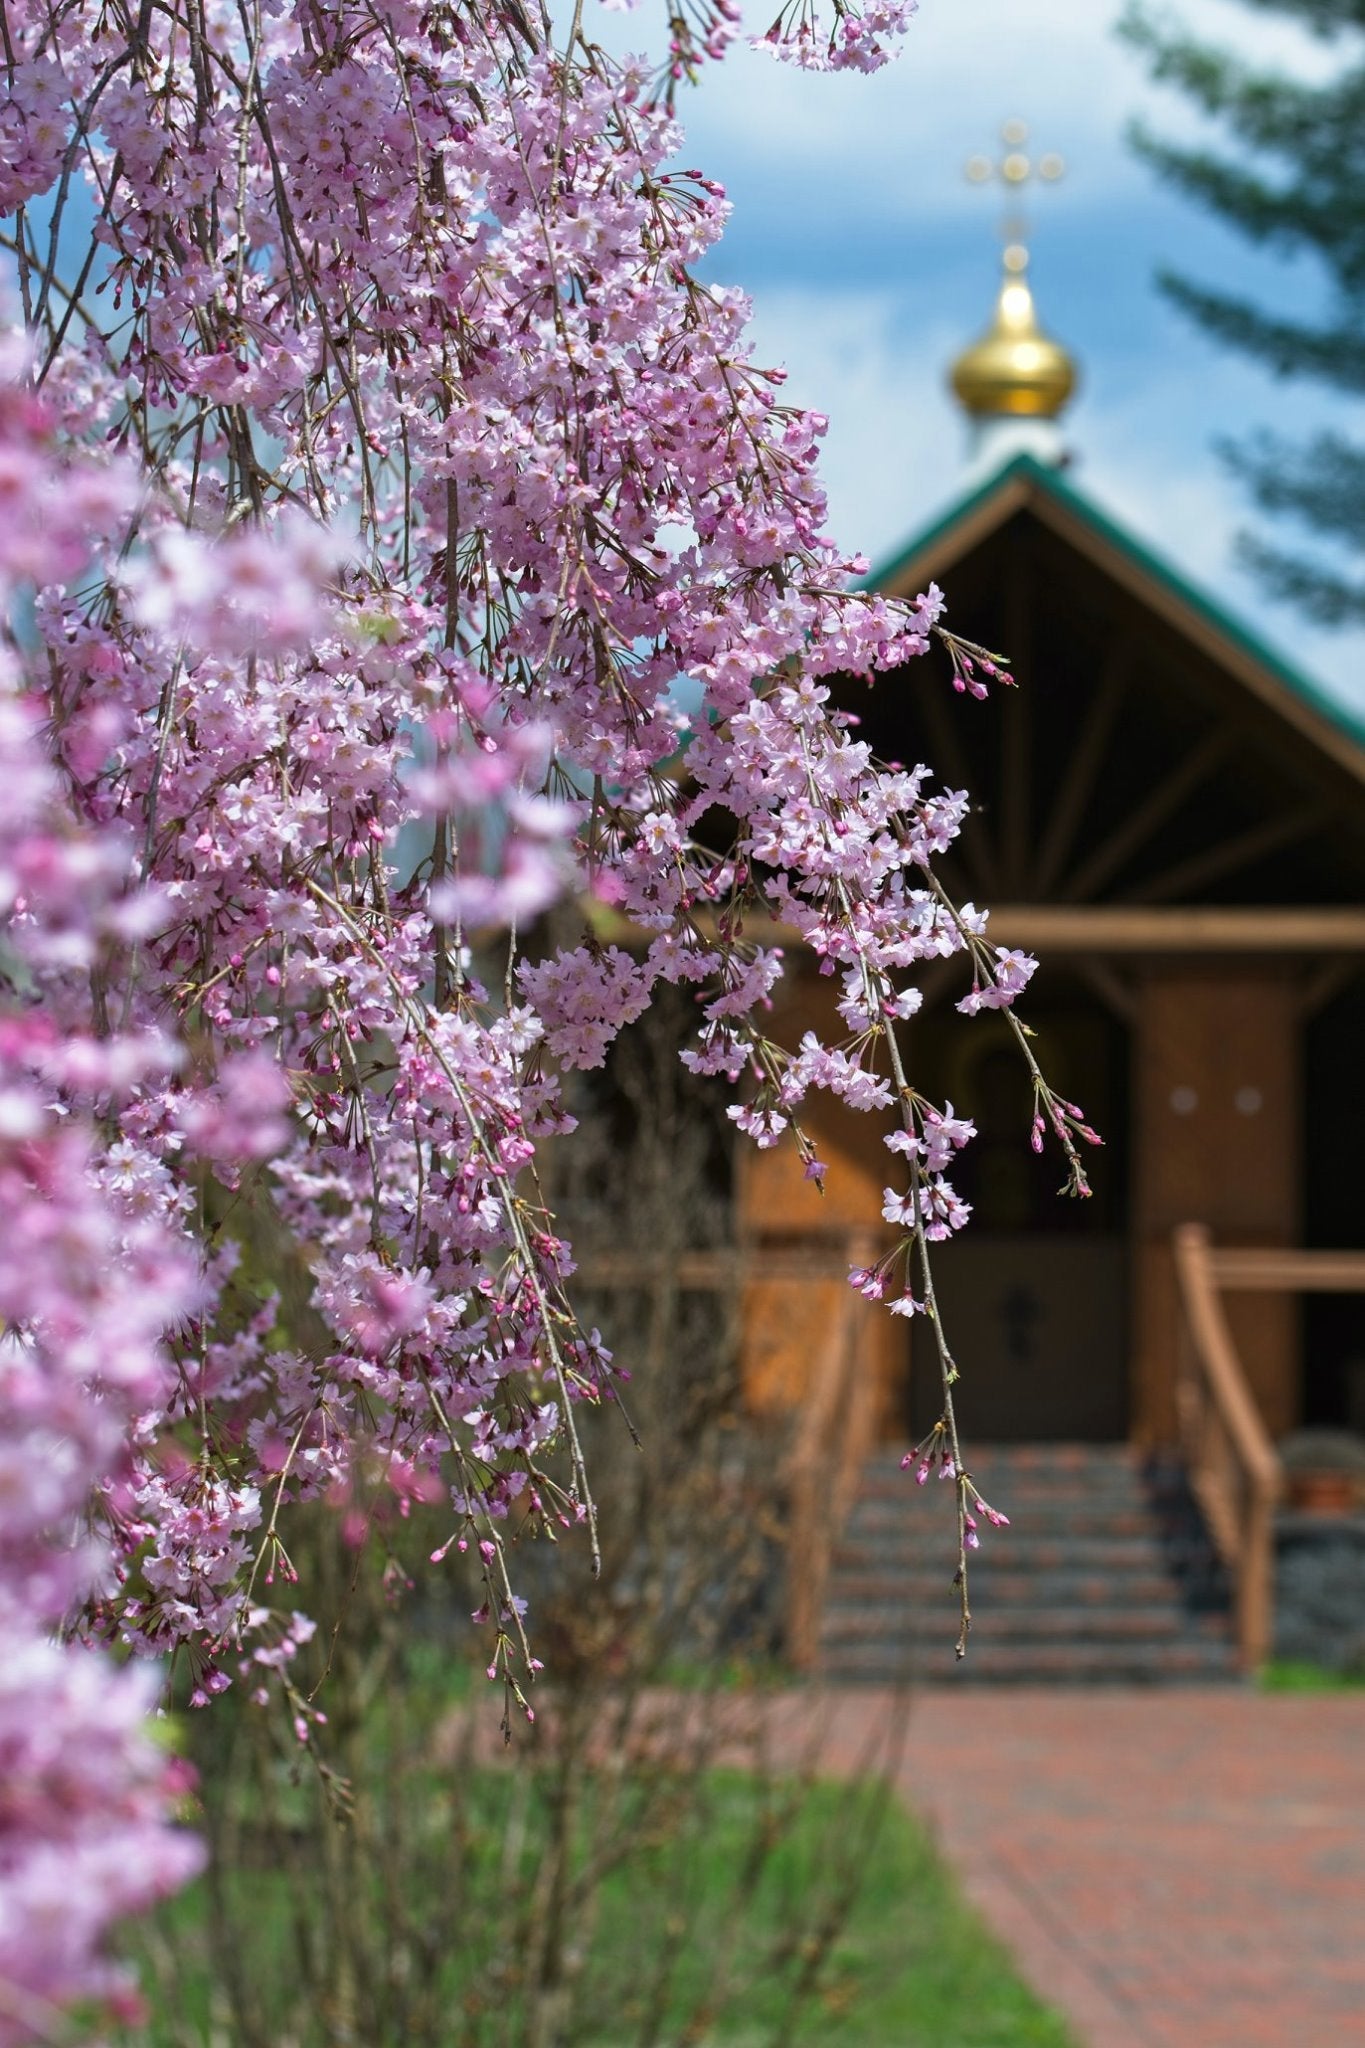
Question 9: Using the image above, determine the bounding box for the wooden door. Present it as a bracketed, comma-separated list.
[1132, 972, 1300, 1443]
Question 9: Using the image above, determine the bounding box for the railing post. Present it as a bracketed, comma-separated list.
[786, 1460, 822, 1673]
[1240, 1490, 1274, 1673]
[783, 1276, 851, 1673]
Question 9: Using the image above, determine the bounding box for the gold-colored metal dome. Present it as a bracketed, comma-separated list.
[950, 250, 1077, 421]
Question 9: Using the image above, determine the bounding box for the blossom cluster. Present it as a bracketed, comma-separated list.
[0, 0, 1088, 2028]
[756, 0, 919, 71]
[0, 347, 203, 2041]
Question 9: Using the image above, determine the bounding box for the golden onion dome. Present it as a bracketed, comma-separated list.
[950, 248, 1077, 421]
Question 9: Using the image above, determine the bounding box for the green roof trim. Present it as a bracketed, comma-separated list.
[868, 452, 1365, 757]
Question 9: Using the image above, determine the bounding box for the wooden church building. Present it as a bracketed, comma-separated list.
[738, 229, 1365, 1679]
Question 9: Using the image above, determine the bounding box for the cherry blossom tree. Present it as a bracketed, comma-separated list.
[0, 0, 1096, 2032]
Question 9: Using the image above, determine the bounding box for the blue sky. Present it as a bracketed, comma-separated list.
[633, 0, 1365, 716]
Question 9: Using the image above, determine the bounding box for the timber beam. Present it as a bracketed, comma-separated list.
[982, 905, 1365, 954]
[588, 902, 1365, 956]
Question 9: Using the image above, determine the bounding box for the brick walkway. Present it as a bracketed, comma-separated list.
[791, 1689, 1365, 2048]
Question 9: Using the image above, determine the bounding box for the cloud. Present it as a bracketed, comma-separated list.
[740, 285, 963, 559]
[659, 0, 1340, 234]
[585, 0, 1365, 721]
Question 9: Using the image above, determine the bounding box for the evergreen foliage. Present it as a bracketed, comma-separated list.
[1123, 0, 1365, 622]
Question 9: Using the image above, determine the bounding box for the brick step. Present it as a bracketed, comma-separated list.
[864, 1443, 1141, 1468]
[850, 1484, 1191, 1516]
[857, 1456, 1169, 1479]
[825, 1568, 1229, 1609]
[822, 1604, 1231, 1646]
[851, 1469, 1188, 1504]
[865, 1437, 1173, 1457]
[861, 1445, 1163, 1473]
[819, 1443, 1233, 1686]
[843, 1515, 1219, 1540]
[835, 1532, 1224, 1575]
[822, 1638, 1242, 1685]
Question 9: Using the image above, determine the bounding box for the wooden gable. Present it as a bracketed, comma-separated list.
[741, 455, 1365, 1450]
[858, 454, 1365, 918]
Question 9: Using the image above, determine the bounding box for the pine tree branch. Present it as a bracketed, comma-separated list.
[1157, 269, 1365, 389]
[1125, 0, 1365, 630]
[1223, 427, 1365, 545]
[1133, 123, 1365, 264]
[1233, 529, 1365, 622]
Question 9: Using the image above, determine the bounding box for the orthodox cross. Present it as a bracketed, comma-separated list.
[965, 120, 1064, 278]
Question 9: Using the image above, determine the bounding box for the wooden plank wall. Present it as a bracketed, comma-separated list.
[737, 967, 901, 1437]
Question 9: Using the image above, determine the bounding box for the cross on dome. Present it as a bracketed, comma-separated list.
[950, 122, 1078, 454]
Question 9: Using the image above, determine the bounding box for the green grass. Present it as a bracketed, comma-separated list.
[682, 1775, 1081, 2048]
[1260, 1659, 1365, 1692]
[115, 1577, 1075, 2048]
[122, 1758, 1076, 2048]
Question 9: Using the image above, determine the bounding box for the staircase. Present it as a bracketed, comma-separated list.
[819, 1444, 1242, 1684]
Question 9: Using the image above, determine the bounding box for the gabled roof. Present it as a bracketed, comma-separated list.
[871, 453, 1365, 786]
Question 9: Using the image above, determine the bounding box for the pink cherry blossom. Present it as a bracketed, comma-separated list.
[0, 0, 1096, 2025]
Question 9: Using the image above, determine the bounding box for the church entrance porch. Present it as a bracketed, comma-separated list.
[735, 932, 1365, 1675]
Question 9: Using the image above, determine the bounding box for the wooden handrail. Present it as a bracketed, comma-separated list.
[1173, 1228, 1281, 1492]
[1171, 1223, 1365, 1672]
[1204, 1249, 1365, 1293]
[1172, 1223, 1281, 1671]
